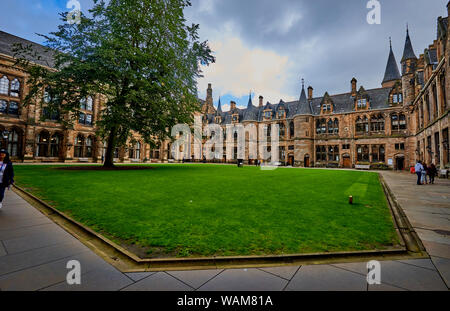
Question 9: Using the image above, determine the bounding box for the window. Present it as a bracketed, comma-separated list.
[289, 121, 295, 138]
[264, 111, 271, 119]
[342, 144, 350, 150]
[50, 134, 62, 157]
[7, 129, 21, 157]
[356, 116, 369, 134]
[43, 106, 60, 121]
[288, 145, 294, 151]
[392, 113, 406, 131]
[323, 104, 331, 113]
[333, 119, 339, 134]
[36, 131, 50, 157]
[316, 119, 326, 134]
[327, 120, 333, 134]
[425, 94, 431, 122]
[267, 124, 271, 137]
[0, 76, 9, 95]
[316, 145, 327, 162]
[328, 145, 339, 162]
[0, 100, 19, 116]
[395, 143, 405, 150]
[357, 145, 370, 162]
[278, 109, 284, 119]
[85, 136, 93, 157]
[370, 114, 385, 132]
[79, 97, 94, 126]
[393, 93, 403, 104]
[372, 145, 385, 162]
[74, 135, 85, 157]
[10, 79, 20, 97]
[357, 99, 367, 109]
[279, 123, 285, 137]
[432, 84, 438, 119]
[232, 114, 238, 122]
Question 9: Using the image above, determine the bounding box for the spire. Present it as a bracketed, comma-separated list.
[216, 97, 222, 114]
[247, 91, 253, 109]
[299, 78, 307, 104]
[382, 37, 401, 85]
[401, 25, 417, 62]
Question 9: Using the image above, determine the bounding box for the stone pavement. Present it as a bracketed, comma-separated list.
[0, 172, 449, 291]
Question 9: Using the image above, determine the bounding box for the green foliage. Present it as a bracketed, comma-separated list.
[15, 165, 399, 257]
[14, 0, 214, 166]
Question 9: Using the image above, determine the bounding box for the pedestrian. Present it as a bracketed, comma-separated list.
[0, 149, 14, 210]
[415, 160, 423, 185]
[422, 163, 428, 184]
[429, 163, 437, 184]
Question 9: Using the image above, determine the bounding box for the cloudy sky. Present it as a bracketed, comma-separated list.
[0, 0, 448, 111]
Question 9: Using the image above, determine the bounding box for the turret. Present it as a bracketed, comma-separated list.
[382, 38, 401, 88]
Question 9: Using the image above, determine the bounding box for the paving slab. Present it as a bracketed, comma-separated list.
[259, 266, 300, 280]
[0, 240, 91, 276]
[125, 272, 156, 282]
[284, 265, 367, 291]
[431, 256, 450, 288]
[330, 262, 368, 275]
[198, 268, 288, 291]
[422, 240, 450, 259]
[122, 272, 193, 291]
[42, 266, 133, 291]
[167, 269, 224, 289]
[376, 261, 447, 291]
[0, 242, 6, 257]
[397, 258, 437, 271]
[368, 283, 407, 291]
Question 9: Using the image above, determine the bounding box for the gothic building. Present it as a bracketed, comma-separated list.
[0, 3, 449, 170]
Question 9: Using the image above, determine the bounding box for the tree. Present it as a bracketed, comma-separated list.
[14, 0, 214, 167]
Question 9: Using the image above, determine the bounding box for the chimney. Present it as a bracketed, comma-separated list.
[307, 86, 313, 100]
[230, 101, 236, 110]
[259, 96, 263, 107]
[206, 83, 213, 106]
[351, 78, 357, 96]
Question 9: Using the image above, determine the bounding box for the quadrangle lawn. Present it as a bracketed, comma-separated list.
[13, 164, 399, 258]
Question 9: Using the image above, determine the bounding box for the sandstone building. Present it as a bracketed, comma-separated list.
[0, 3, 449, 171]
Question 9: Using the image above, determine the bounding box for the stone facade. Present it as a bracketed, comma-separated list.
[0, 3, 449, 170]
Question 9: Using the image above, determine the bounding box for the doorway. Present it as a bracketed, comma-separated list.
[304, 155, 310, 167]
[288, 155, 294, 166]
[343, 156, 351, 168]
[396, 157, 405, 171]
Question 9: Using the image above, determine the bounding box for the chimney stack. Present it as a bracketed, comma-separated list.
[230, 101, 236, 110]
[307, 86, 313, 100]
[259, 96, 263, 107]
[351, 78, 357, 96]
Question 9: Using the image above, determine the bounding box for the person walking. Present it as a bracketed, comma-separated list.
[415, 160, 423, 185]
[422, 163, 428, 184]
[0, 149, 14, 210]
[429, 163, 437, 184]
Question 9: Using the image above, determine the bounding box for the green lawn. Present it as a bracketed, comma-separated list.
[14, 164, 399, 258]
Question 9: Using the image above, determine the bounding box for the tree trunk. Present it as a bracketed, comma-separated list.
[103, 126, 117, 168]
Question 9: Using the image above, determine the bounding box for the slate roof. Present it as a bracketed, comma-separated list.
[0, 30, 56, 68]
[401, 29, 417, 62]
[204, 87, 392, 125]
[382, 42, 401, 84]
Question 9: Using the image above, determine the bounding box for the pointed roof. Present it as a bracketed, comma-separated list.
[215, 97, 222, 115]
[247, 92, 253, 109]
[382, 38, 401, 84]
[401, 26, 417, 62]
[299, 78, 307, 104]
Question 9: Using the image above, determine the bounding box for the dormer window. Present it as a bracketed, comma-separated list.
[215, 116, 221, 124]
[392, 93, 403, 104]
[357, 99, 367, 109]
[323, 104, 331, 113]
[232, 114, 238, 122]
[264, 111, 271, 119]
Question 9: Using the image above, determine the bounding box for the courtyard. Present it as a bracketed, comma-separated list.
[13, 164, 398, 258]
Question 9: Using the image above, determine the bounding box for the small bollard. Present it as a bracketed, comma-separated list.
[349, 196, 353, 204]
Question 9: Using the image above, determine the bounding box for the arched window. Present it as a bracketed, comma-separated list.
[0, 76, 9, 95]
[333, 119, 339, 134]
[370, 114, 385, 132]
[289, 121, 295, 138]
[74, 135, 85, 157]
[357, 145, 370, 162]
[79, 97, 94, 126]
[327, 119, 333, 134]
[432, 83, 438, 119]
[279, 123, 285, 137]
[10, 78, 20, 97]
[0, 100, 19, 115]
[356, 116, 368, 133]
[135, 142, 141, 160]
[391, 113, 406, 131]
[36, 131, 50, 157]
[7, 129, 21, 157]
[85, 136, 93, 157]
[50, 133, 62, 157]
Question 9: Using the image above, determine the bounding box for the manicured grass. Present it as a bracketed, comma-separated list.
[14, 164, 399, 258]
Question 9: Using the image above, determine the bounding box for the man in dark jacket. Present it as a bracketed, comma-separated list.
[0, 149, 14, 210]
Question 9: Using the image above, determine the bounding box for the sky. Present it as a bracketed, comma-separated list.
[0, 0, 448, 111]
